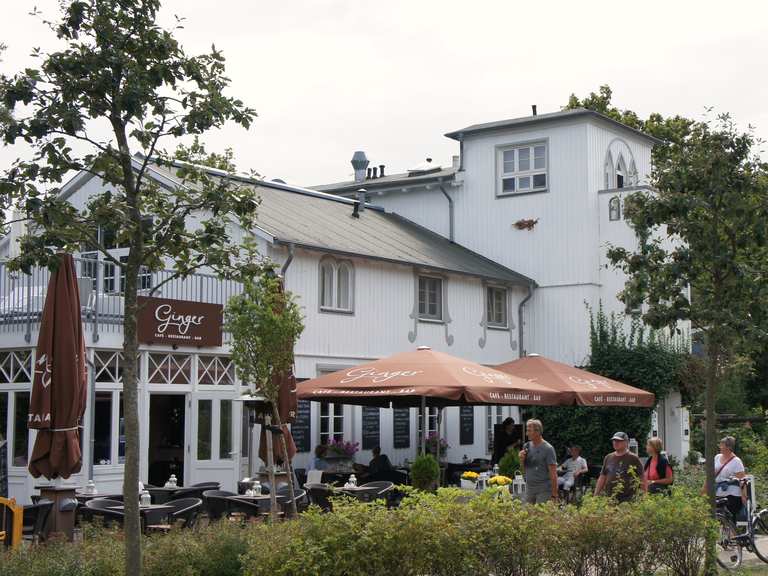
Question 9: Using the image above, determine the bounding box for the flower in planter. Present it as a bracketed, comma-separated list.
[325, 438, 360, 458]
[424, 433, 449, 457]
[488, 475, 512, 486]
[461, 471, 480, 481]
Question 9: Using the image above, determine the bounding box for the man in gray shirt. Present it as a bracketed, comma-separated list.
[519, 418, 558, 504]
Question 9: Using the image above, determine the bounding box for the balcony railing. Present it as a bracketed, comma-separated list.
[0, 257, 243, 344]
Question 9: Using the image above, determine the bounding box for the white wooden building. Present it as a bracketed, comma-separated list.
[0, 108, 690, 503]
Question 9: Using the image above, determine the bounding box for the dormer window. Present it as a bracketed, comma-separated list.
[319, 255, 354, 313]
[498, 142, 547, 196]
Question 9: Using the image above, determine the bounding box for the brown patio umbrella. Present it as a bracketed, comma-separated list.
[297, 347, 561, 408]
[494, 354, 655, 407]
[28, 254, 87, 479]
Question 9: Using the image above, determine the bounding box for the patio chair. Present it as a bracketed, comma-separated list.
[168, 485, 210, 502]
[191, 482, 220, 489]
[145, 497, 203, 532]
[305, 483, 333, 513]
[228, 498, 264, 521]
[275, 488, 308, 516]
[22, 499, 54, 544]
[294, 468, 308, 488]
[305, 469, 323, 486]
[84, 498, 124, 527]
[202, 490, 236, 521]
[358, 481, 394, 502]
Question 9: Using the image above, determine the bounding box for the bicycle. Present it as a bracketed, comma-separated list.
[715, 475, 768, 570]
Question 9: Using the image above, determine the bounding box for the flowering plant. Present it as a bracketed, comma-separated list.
[488, 475, 512, 486]
[461, 471, 479, 481]
[425, 432, 449, 457]
[325, 438, 359, 458]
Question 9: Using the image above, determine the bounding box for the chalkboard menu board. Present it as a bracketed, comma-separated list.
[362, 407, 380, 450]
[459, 406, 474, 445]
[393, 408, 410, 449]
[292, 399, 311, 453]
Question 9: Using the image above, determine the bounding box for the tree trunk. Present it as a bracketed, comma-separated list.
[113, 123, 143, 576]
[272, 404, 298, 517]
[703, 338, 720, 576]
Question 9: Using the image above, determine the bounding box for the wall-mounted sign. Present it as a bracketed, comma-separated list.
[393, 408, 410, 449]
[137, 296, 223, 347]
[292, 399, 311, 453]
[362, 407, 380, 451]
[459, 406, 474, 445]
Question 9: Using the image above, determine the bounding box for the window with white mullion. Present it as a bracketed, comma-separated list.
[418, 275, 443, 321]
[486, 286, 508, 328]
[319, 402, 344, 444]
[499, 143, 548, 195]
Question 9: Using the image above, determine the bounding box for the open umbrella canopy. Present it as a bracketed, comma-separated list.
[297, 347, 561, 407]
[494, 354, 655, 407]
[28, 254, 87, 479]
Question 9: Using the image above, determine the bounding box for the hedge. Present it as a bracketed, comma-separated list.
[0, 489, 715, 576]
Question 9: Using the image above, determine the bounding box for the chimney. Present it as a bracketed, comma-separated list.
[351, 151, 370, 183]
[367, 167, 372, 180]
[372, 166, 378, 178]
[379, 164, 385, 177]
[357, 188, 367, 213]
[531, 104, 537, 116]
[452, 155, 460, 169]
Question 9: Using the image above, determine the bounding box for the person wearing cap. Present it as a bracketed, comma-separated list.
[595, 432, 645, 502]
[557, 445, 588, 493]
[519, 419, 558, 504]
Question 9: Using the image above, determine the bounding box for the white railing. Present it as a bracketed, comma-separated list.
[0, 257, 242, 344]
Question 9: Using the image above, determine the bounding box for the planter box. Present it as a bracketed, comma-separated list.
[460, 479, 477, 491]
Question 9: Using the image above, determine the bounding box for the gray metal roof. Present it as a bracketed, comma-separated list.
[147, 163, 533, 285]
[312, 167, 457, 194]
[445, 108, 663, 144]
[253, 181, 533, 285]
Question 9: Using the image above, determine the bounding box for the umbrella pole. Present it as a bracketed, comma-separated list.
[420, 396, 426, 456]
[264, 413, 278, 521]
[87, 356, 96, 482]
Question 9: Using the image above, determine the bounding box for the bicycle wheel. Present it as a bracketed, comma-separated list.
[751, 508, 768, 564]
[716, 512, 743, 571]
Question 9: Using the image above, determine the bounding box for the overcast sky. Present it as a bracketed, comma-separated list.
[1, 0, 766, 187]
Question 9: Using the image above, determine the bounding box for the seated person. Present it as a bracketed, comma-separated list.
[312, 444, 329, 471]
[557, 445, 588, 491]
[368, 446, 393, 477]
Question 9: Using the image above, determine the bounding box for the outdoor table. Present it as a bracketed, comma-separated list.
[229, 494, 272, 503]
[75, 492, 121, 504]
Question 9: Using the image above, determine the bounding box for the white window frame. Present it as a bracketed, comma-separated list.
[486, 406, 504, 454]
[497, 141, 548, 197]
[486, 285, 508, 329]
[418, 275, 443, 321]
[319, 402, 344, 445]
[318, 256, 354, 314]
[417, 407, 439, 438]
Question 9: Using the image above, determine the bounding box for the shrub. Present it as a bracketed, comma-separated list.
[0, 490, 714, 576]
[410, 453, 439, 491]
[498, 448, 521, 478]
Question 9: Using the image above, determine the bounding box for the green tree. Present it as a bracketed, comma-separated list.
[0, 2, 257, 574]
[531, 306, 688, 466]
[564, 84, 694, 167]
[606, 115, 768, 574]
[225, 270, 304, 517]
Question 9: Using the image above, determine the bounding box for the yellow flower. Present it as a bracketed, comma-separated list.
[489, 475, 511, 486]
[461, 471, 479, 480]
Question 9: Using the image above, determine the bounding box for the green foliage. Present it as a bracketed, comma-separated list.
[564, 84, 694, 168]
[410, 453, 440, 491]
[225, 271, 304, 400]
[1, 492, 715, 576]
[498, 447, 521, 478]
[532, 305, 689, 465]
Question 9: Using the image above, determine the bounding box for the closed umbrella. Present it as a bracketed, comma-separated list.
[28, 254, 87, 479]
[494, 354, 655, 407]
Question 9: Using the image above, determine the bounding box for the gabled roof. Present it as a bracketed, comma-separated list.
[312, 167, 456, 195]
[147, 163, 533, 286]
[445, 108, 663, 145]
